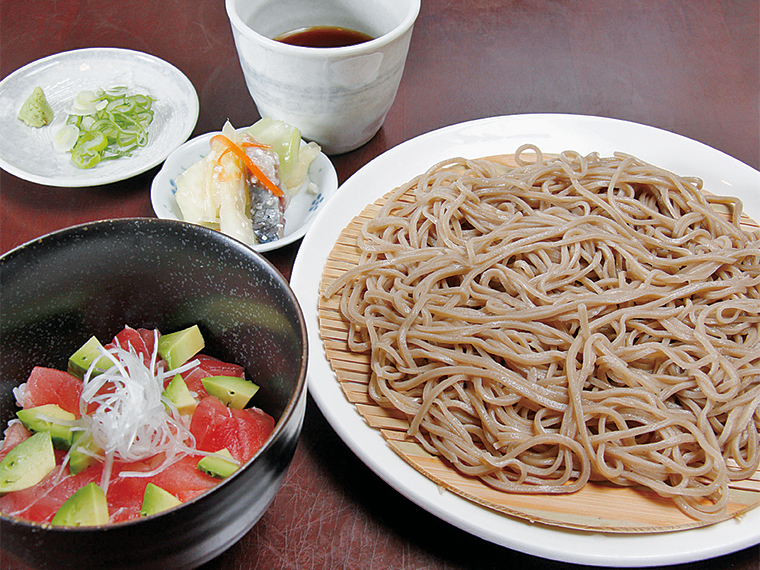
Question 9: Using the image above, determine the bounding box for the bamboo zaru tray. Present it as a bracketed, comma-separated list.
[317, 155, 760, 534]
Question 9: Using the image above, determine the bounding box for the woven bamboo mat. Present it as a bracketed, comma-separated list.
[317, 156, 760, 533]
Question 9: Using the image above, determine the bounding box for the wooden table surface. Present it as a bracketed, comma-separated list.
[1, 0, 759, 568]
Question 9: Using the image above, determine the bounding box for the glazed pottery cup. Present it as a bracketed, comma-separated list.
[225, 0, 420, 155]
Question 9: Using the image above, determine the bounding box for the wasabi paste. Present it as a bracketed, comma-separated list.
[18, 86, 54, 128]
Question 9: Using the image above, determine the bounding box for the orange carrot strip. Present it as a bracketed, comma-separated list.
[211, 134, 284, 198]
[216, 148, 231, 162]
[241, 141, 271, 150]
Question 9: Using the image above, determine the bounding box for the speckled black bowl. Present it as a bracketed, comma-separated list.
[0, 218, 307, 570]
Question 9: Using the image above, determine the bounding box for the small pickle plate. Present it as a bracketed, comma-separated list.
[151, 131, 338, 252]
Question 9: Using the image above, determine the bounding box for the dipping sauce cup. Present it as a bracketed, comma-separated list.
[225, 0, 420, 155]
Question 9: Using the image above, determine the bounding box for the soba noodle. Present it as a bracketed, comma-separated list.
[322, 147, 760, 522]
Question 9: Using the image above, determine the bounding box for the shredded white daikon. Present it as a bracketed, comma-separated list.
[12, 383, 27, 408]
[73, 330, 207, 492]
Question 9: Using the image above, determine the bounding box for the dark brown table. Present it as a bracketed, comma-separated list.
[1, 1, 759, 568]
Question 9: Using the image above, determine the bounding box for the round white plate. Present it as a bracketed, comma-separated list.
[151, 132, 339, 252]
[290, 114, 760, 567]
[0, 47, 198, 187]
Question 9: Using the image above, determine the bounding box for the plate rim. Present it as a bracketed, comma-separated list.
[290, 112, 760, 567]
[150, 130, 339, 253]
[0, 47, 199, 187]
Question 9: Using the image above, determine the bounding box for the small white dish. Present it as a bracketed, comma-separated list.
[151, 131, 339, 252]
[0, 47, 199, 187]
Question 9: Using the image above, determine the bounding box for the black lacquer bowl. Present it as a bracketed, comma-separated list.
[0, 218, 307, 570]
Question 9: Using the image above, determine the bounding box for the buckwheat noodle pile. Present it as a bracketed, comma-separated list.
[322, 146, 760, 522]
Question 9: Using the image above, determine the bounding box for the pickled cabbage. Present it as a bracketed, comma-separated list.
[175, 118, 321, 246]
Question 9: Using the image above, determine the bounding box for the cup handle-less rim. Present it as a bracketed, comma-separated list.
[224, 0, 421, 58]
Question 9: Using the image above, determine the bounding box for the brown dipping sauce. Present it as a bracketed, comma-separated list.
[274, 26, 373, 48]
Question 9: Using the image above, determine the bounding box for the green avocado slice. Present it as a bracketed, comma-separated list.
[68, 335, 114, 379]
[197, 448, 238, 479]
[51, 482, 109, 526]
[158, 325, 205, 369]
[140, 483, 182, 516]
[201, 376, 259, 409]
[68, 432, 101, 475]
[162, 374, 197, 416]
[16, 404, 77, 450]
[0, 431, 56, 493]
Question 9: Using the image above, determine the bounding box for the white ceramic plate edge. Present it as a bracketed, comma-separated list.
[290, 113, 760, 567]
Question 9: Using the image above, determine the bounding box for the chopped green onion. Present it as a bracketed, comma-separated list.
[78, 131, 108, 152]
[61, 88, 155, 169]
[53, 125, 79, 153]
[72, 147, 101, 169]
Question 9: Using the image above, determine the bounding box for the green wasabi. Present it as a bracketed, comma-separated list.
[18, 86, 54, 128]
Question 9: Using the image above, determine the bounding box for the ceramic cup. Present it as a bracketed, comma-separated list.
[225, 0, 420, 155]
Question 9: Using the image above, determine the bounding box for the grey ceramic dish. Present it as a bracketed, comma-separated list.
[0, 218, 307, 570]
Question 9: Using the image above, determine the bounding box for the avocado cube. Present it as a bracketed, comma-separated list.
[162, 374, 197, 416]
[51, 482, 108, 526]
[0, 431, 56, 493]
[140, 483, 182, 516]
[68, 335, 114, 379]
[17, 404, 76, 450]
[201, 375, 259, 409]
[68, 433, 101, 475]
[158, 325, 205, 369]
[197, 448, 238, 479]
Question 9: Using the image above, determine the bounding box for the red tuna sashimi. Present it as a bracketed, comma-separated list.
[105, 326, 156, 365]
[149, 455, 219, 501]
[193, 354, 245, 377]
[0, 464, 103, 523]
[0, 422, 31, 462]
[1, 330, 269, 525]
[0, 453, 219, 524]
[0, 452, 221, 524]
[22, 367, 83, 417]
[107, 455, 219, 522]
[190, 397, 274, 463]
